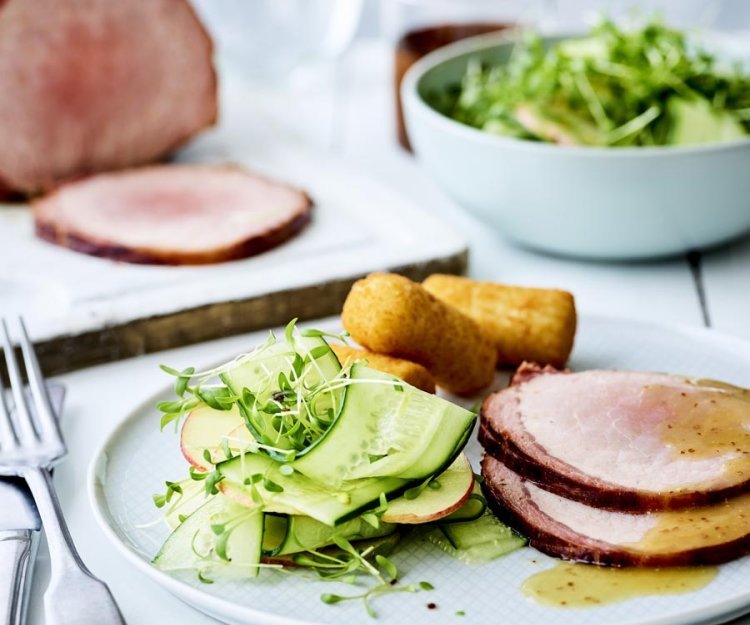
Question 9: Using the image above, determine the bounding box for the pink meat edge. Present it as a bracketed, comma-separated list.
[480, 366, 750, 512]
[32, 198, 313, 265]
[481, 455, 750, 568]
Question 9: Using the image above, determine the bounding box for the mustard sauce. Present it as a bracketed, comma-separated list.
[653, 380, 750, 479]
[522, 563, 717, 608]
[634, 492, 750, 552]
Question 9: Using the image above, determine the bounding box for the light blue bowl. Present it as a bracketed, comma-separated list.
[402, 32, 750, 260]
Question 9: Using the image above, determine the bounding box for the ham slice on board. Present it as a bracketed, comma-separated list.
[480, 364, 750, 511]
[33, 165, 313, 265]
[0, 0, 217, 196]
[482, 456, 750, 567]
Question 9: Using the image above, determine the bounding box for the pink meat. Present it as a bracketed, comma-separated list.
[0, 0, 217, 195]
[480, 365, 750, 511]
[482, 455, 750, 567]
[33, 165, 313, 265]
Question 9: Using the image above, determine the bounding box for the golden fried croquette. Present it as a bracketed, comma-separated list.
[341, 273, 495, 396]
[422, 274, 576, 368]
[330, 344, 436, 394]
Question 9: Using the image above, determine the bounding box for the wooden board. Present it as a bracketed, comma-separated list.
[0, 79, 467, 375]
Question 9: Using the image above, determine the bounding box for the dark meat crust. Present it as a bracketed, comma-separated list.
[33, 187, 313, 266]
[480, 363, 750, 512]
[481, 455, 750, 568]
[0, 176, 24, 202]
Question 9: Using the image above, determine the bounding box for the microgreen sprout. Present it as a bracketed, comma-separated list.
[152, 480, 184, 509]
[319, 581, 427, 618]
[189, 466, 206, 481]
[430, 19, 750, 147]
[403, 477, 436, 500]
[204, 470, 224, 496]
[157, 320, 408, 464]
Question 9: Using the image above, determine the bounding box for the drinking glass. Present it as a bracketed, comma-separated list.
[192, 0, 364, 83]
[381, 0, 550, 150]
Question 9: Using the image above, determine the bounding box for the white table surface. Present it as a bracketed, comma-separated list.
[26, 39, 750, 625]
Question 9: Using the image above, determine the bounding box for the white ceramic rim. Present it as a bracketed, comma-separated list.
[87, 314, 750, 625]
[402, 29, 750, 158]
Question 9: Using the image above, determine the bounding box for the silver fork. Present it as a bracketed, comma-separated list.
[0, 319, 125, 625]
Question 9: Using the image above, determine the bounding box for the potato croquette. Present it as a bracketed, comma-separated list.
[341, 273, 496, 396]
[330, 344, 436, 394]
[422, 274, 576, 368]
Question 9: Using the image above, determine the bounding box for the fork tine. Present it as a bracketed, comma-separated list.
[18, 318, 61, 442]
[0, 318, 38, 443]
[0, 362, 18, 449]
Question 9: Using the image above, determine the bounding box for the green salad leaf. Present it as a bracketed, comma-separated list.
[430, 19, 750, 147]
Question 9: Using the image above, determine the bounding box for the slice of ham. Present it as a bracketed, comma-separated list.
[480, 363, 750, 511]
[0, 0, 217, 195]
[33, 165, 313, 265]
[482, 455, 750, 567]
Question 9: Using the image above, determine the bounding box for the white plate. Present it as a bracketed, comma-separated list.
[89, 316, 750, 625]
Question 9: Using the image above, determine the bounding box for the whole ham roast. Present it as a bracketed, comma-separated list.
[0, 0, 217, 197]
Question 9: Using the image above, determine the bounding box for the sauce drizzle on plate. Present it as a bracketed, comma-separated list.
[522, 563, 717, 608]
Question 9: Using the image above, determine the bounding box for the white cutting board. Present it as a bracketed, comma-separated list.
[0, 73, 466, 372]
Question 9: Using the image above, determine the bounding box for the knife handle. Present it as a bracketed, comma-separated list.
[0, 530, 35, 625]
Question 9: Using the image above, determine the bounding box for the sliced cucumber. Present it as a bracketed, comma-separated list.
[427, 512, 526, 565]
[264, 533, 401, 567]
[164, 480, 211, 530]
[219, 480, 302, 515]
[261, 513, 288, 556]
[221, 335, 341, 398]
[278, 515, 396, 555]
[217, 452, 409, 526]
[291, 364, 476, 486]
[153, 496, 264, 579]
[439, 486, 486, 524]
[220, 334, 345, 454]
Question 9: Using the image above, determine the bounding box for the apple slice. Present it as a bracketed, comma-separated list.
[381, 453, 474, 524]
[180, 404, 249, 470]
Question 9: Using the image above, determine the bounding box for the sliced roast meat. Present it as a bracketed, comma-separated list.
[480, 364, 750, 511]
[0, 0, 217, 195]
[33, 165, 313, 265]
[482, 455, 750, 567]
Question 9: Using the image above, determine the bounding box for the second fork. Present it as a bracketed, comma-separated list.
[0, 319, 126, 625]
